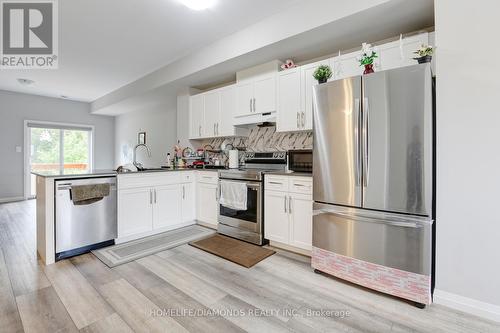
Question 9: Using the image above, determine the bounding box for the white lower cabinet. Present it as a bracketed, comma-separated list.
[264, 176, 313, 252]
[195, 171, 219, 228]
[117, 188, 154, 238]
[181, 182, 196, 222]
[289, 192, 313, 250]
[117, 172, 196, 242]
[264, 191, 289, 243]
[196, 183, 218, 227]
[153, 185, 181, 229]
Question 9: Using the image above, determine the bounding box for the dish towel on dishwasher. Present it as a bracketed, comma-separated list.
[219, 180, 247, 211]
[71, 184, 110, 205]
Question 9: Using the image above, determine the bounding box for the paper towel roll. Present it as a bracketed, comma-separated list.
[228, 150, 239, 169]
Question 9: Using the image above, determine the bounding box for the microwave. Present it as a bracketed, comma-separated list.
[288, 149, 313, 173]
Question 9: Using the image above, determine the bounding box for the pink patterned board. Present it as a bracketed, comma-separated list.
[311, 247, 432, 304]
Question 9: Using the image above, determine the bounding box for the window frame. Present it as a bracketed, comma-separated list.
[24, 120, 95, 199]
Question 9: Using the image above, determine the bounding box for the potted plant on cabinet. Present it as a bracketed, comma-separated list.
[358, 43, 378, 74]
[313, 65, 332, 84]
[413, 44, 434, 63]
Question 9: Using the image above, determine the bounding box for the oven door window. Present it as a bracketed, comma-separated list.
[220, 186, 258, 223]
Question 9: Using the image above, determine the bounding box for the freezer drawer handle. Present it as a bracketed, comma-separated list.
[315, 209, 431, 228]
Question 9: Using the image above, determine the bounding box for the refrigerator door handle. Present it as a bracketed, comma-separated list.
[362, 97, 370, 187]
[354, 98, 361, 186]
[315, 208, 431, 228]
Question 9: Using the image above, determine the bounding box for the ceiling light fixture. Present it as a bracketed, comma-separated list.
[178, 0, 216, 11]
[17, 78, 35, 86]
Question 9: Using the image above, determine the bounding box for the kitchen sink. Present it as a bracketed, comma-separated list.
[137, 167, 165, 172]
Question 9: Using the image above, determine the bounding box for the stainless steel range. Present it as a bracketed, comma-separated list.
[218, 151, 287, 245]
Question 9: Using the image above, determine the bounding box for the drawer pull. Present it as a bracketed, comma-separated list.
[293, 183, 309, 187]
[269, 181, 283, 185]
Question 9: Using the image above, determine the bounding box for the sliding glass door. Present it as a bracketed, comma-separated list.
[28, 123, 92, 197]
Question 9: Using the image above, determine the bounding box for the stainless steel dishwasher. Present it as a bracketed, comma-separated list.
[55, 176, 117, 260]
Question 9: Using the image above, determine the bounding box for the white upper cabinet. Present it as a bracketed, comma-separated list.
[332, 52, 362, 80]
[377, 33, 429, 71]
[236, 73, 277, 117]
[253, 74, 277, 114]
[235, 81, 254, 117]
[235, 60, 281, 120]
[189, 94, 205, 139]
[189, 85, 248, 139]
[204, 90, 220, 137]
[300, 59, 331, 131]
[330, 32, 429, 80]
[277, 67, 302, 132]
[219, 86, 240, 137]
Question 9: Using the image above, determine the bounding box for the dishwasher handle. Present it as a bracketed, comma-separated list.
[57, 184, 117, 191]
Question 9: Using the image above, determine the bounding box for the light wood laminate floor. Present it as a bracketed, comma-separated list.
[1, 200, 499, 333]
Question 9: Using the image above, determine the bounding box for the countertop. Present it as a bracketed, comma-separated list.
[263, 171, 313, 177]
[31, 167, 220, 178]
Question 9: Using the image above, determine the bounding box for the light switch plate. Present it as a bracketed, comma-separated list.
[15, 146, 22, 153]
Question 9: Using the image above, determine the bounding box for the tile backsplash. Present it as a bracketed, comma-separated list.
[205, 125, 313, 152]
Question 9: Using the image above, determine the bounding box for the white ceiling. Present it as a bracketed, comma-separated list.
[0, 0, 302, 102]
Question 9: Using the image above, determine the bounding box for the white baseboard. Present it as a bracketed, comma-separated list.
[0, 196, 25, 203]
[433, 289, 500, 323]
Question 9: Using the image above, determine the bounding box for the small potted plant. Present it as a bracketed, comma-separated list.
[414, 44, 433, 64]
[358, 43, 378, 74]
[313, 65, 332, 84]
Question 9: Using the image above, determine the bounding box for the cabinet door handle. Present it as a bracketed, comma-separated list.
[301, 112, 305, 128]
[214, 123, 216, 135]
[154, 189, 157, 204]
[199, 125, 201, 137]
[250, 99, 252, 112]
[216, 123, 219, 135]
[288, 196, 292, 214]
[284, 196, 287, 213]
[149, 189, 152, 205]
[253, 98, 256, 113]
[182, 185, 185, 199]
[297, 112, 300, 128]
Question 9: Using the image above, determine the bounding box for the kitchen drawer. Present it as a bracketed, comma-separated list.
[288, 177, 313, 195]
[196, 171, 218, 184]
[179, 171, 195, 183]
[265, 175, 289, 192]
[118, 172, 180, 190]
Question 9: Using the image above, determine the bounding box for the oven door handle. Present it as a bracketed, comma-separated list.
[219, 180, 261, 188]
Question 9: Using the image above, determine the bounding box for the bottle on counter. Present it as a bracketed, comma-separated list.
[165, 153, 171, 168]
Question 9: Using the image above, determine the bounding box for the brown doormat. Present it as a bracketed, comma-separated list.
[189, 234, 275, 268]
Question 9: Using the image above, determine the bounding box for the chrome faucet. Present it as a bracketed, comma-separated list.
[133, 143, 152, 170]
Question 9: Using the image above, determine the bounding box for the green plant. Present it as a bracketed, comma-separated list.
[358, 43, 378, 66]
[313, 65, 332, 82]
[414, 44, 434, 57]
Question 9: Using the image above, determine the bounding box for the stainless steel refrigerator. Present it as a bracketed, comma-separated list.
[311, 64, 434, 306]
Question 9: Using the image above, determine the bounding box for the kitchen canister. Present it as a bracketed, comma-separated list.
[228, 150, 239, 169]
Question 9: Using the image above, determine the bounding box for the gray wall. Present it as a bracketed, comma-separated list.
[0, 90, 115, 201]
[435, 0, 500, 319]
[115, 102, 177, 168]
